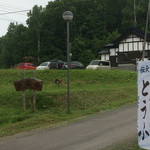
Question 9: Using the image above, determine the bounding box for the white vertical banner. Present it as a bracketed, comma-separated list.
[137, 60, 150, 149]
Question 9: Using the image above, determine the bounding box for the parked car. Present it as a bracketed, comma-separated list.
[62, 61, 85, 69]
[86, 60, 111, 70]
[36, 62, 50, 70]
[49, 60, 65, 69]
[17, 63, 36, 70]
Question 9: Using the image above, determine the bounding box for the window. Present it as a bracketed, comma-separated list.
[116, 57, 118, 63]
[145, 51, 148, 57]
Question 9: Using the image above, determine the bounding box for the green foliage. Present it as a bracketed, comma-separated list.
[0, 23, 28, 68]
[71, 36, 95, 65]
[0, 0, 149, 67]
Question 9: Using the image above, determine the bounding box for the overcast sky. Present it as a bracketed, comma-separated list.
[0, 0, 53, 37]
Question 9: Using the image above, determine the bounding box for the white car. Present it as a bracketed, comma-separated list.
[36, 62, 50, 70]
[86, 60, 111, 70]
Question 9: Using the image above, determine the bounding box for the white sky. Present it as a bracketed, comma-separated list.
[0, 0, 53, 37]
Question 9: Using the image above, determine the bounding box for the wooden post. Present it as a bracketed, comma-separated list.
[33, 70, 36, 78]
[33, 91, 36, 110]
[33, 70, 36, 110]
[22, 70, 26, 110]
[22, 91, 26, 110]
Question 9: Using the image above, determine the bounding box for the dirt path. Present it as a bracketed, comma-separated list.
[0, 104, 137, 150]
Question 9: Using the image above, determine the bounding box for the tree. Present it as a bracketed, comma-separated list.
[27, 5, 44, 63]
[121, 0, 148, 31]
[71, 36, 95, 65]
[0, 0, 149, 68]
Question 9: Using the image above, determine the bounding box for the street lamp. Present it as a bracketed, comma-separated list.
[63, 11, 73, 113]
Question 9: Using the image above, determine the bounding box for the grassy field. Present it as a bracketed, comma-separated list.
[0, 69, 138, 140]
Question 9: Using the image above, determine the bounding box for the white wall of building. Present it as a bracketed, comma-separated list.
[110, 48, 118, 56]
[101, 54, 110, 61]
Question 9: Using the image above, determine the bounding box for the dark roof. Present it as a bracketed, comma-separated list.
[105, 43, 114, 47]
[97, 49, 109, 54]
[105, 27, 150, 48]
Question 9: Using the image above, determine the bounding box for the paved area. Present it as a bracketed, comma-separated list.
[0, 104, 137, 150]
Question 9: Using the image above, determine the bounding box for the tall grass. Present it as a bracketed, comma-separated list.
[0, 69, 137, 137]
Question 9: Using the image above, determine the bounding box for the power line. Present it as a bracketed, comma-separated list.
[0, 2, 29, 10]
[0, 3, 30, 16]
[0, 7, 27, 15]
[0, 5, 27, 11]
[0, 10, 26, 16]
[0, 9, 30, 15]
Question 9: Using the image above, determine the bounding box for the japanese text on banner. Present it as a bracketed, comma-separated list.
[137, 60, 150, 149]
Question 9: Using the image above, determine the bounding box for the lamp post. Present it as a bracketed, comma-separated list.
[63, 11, 73, 113]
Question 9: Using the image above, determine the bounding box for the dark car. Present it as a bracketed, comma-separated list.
[62, 61, 85, 69]
[49, 60, 65, 69]
[17, 63, 36, 70]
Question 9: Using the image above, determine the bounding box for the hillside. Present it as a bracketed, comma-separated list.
[0, 69, 137, 137]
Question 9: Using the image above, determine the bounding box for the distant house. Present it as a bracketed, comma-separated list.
[98, 28, 150, 70]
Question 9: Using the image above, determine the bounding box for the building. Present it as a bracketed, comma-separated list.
[98, 28, 150, 70]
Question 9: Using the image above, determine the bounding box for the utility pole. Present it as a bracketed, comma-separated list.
[142, 0, 150, 60]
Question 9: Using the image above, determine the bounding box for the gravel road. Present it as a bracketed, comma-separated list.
[0, 103, 137, 150]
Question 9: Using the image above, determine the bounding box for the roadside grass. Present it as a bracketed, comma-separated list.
[104, 137, 143, 150]
[0, 69, 137, 137]
[111, 145, 142, 150]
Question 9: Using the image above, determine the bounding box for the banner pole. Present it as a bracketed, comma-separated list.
[142, 0, 150, 61]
